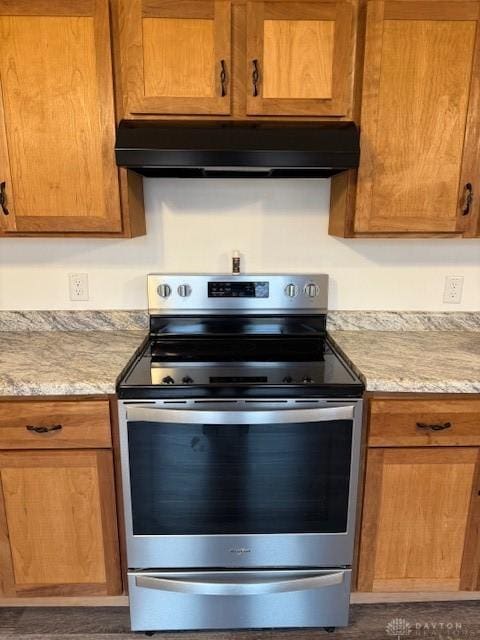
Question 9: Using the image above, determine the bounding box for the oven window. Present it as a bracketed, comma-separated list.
[127, 420, 352, 535]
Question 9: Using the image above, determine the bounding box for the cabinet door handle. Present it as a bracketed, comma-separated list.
[461, 183, 473, 215]
[220, 59, 227, 97]
[252, 59, 259, 97]
[416, 421, 452, 432]
[26, 424, 63, 434]
[0, 182, 9, 216]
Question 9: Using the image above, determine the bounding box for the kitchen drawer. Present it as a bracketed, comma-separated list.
[369, 399, 480, 447]
[0, 400, 111, 449]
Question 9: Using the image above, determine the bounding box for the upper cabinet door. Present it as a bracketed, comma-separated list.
[116, 0, 232, 116]
[0, 0, 123, 234]
[355, 1, 480, 234]
[246, 1, 356, 117]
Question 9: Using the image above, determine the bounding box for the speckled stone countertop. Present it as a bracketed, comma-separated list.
[0, 310, 480, 396]
[0, 330, 147, 396]
[329, 330, 480, 393]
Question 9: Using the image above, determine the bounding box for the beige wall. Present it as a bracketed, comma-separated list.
[0, 179, 479, 310]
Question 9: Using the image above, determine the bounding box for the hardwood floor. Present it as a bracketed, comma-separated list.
[0, 602, 479, 639]
[2, 591, 480, 607]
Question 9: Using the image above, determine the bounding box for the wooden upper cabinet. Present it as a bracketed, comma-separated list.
[246, 1, 356, 116]
[115, 0, 232, 116]
[354, 0, 480, 234]
[0, 0, 145, 237]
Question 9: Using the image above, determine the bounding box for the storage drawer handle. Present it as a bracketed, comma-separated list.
[220, 59, 227, 97]
[252, 59, 259, 96]
[26, 424, 63, 434]
[0, 182, 9, 216]
[416, 421, 452, 432]
[135, 571, 344, 596]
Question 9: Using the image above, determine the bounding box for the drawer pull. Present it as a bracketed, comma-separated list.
[135, 571, 344, 596]
[26, 424, 63, 434]
[416, 421, 452, 432]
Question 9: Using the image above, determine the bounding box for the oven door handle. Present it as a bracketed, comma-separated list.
[135, 571, 344, 596]
[126, 405, 354, 424]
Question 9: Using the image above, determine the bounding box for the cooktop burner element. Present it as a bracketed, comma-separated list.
[118, 274, 363, 400]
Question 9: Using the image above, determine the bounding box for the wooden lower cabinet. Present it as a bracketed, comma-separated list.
[357, 398, 480, 592]
[0, 400, 122, 598]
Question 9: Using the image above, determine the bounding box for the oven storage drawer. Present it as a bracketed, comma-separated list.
[128, 569, 351, 631]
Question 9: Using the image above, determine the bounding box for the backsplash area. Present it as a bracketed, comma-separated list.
[0, 179, 479, 311]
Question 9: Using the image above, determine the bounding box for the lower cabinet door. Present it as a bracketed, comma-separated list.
[128, 569, 351, 631]
[0, 449, 121, 596]
[358, 447, 480, 592]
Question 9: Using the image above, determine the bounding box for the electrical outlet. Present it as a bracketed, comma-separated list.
[443, 276, 464, 304]
[69, 273, 89, 301]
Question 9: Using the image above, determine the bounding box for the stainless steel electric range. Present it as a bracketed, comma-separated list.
[117, 274, 364, 633]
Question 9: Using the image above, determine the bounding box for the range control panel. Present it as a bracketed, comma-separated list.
[148, 274, 328, 314]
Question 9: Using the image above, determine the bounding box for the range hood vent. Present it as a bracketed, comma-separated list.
[115, 122, 360, 178]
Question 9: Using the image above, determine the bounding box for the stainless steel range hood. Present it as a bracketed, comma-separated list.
[115, 121, 360, 178]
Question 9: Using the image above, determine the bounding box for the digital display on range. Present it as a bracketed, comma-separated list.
[208, 281, 269, 298]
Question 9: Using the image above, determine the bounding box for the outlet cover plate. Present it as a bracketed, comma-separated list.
[443, 276, 464, 304]
[69, 273, 89, 301]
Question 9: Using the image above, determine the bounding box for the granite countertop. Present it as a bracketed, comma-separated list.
[0, 311, 479, 396]
[0, 330, 147, 396]
[329, 330, 480, 393]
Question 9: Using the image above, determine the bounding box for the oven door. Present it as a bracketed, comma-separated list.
[119, 400, 362, 569]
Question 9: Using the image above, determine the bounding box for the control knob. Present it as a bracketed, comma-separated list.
[182, 376, 193, 384]
[157, 284, 172, 298]
[178, 284, 192, 298]
[284, 283, 298, 298]
[304, 283, 320, 298]
[283, 375, 293, 383]
[302, 376, 313, 384]
[162, 375, 175, 385]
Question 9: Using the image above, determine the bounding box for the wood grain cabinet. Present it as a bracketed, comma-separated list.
[113, 0, 359, 119]
[357, 398, 480, 592]
[0, 399, 122, 597]
[0, 0, 145, 237]
[330, 0, 480, 237]
[246, 0, 356, 117]
[114, 0, 232, 116]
